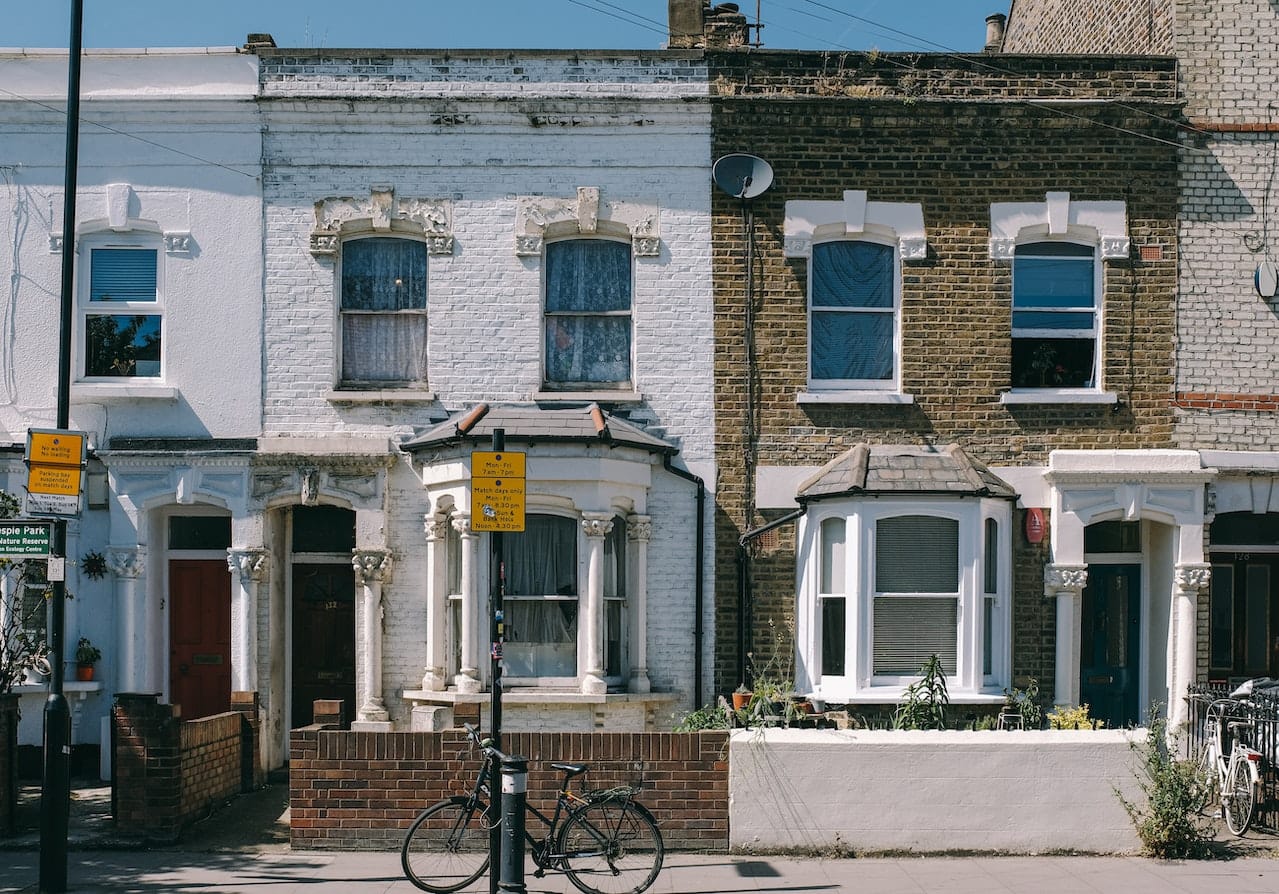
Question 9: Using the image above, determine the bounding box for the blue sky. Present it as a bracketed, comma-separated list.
[9, 1, 1003, 54]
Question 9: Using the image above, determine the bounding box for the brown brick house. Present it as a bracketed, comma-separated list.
[706, 46, 1195, 728]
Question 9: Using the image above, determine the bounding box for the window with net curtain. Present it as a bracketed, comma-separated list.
[873, 515, 959, 676]
[544, 239, 632, 389]
[502, 515, 580, 678]
[340, 236, 428, 385]
[810, 240, 894, 386]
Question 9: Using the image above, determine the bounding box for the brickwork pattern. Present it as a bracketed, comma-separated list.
[179, 712, 245, 823]
[707, 52, 1181, 692]
[1003, 0, 1173, 54]
[289, 728, 729, 850]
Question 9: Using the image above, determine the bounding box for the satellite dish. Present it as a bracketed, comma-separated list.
[1256, 258, 1278, 298]
[713, 153, 774, 200]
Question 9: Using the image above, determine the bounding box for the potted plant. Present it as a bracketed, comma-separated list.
[74, 637, 101, 682]
[731, 684, 752, 710]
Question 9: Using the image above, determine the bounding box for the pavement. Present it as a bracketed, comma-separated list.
[3, 781, 1279, 892]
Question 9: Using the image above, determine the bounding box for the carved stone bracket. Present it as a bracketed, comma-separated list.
[164, 232, 193, 255]
[353, 550, 394, 586]
[311, 187, 454, 256]
[107, 548, 146, 580]
[1044, 563, 1088, 596]
[1174, 564, 1212, 594]
[581, 513, 615, 540]
[515, 188, 660, 257]
[227, 549, 270, 582]
[424, 517, 451, 542]
[626, 514, 652, 543]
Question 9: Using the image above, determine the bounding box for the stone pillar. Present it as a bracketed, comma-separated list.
[453, 515, 481, 694]
[422, 517, 450, 691]
[1171, 564, 1211, 730]
[1045, 564, 1087, 708]
[108, 548, 147, 693]
[627, 515, 652, 694]
[226, 549, 269, 693]
[352, 550, 393, 727]
[580, 513, 613, 695]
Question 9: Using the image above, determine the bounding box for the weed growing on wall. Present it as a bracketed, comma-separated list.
[1116, 712, 1213, 859]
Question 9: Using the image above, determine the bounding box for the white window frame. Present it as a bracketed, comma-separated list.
[336, 232, 430, 389]
[806, 236, 902, 393]
[541, 236, 635, 392]
[796, 496, 1012, 703]
[1010, 238, 1102, 394]
[78, 237, 165, 382]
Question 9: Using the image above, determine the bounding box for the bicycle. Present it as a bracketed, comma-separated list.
[401, 723, 664, 894]
[1198, 687, 1264, 836]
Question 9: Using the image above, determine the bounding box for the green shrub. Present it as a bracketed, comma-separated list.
[1116, 713, 1213, 859]
[1002, 678, 1042, 729]
[892, 654, 949, 730]
[1048, 703, 1104, 730]
[674, 702, 732, 732]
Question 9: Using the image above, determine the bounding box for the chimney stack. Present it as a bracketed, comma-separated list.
[668, 0, 705, 48]
[669, 1, 751, 49]
[984, 14, 1006, 53]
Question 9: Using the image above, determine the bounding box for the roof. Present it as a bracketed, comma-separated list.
[399, 403, 677, 456]
[796, 444, 1016, 503]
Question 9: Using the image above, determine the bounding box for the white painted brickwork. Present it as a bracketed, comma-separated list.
[261, 52, 715, 727]
[1178, 0, 1279, 122]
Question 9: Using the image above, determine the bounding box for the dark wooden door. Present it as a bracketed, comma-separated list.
[169, 559, 232, 719]
[291, 563, 356, 729]
[1080, 564, 1141, 728]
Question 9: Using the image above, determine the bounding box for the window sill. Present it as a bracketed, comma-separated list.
[533, 390, 643, 404]
[402, 688, 678, 706]
[72, 382, 178, 401]
[326, 388, 437, 404]
[1000, 389, 1117, 406]
[817, 690, 1006, 706]
[797, 390, 914, 405]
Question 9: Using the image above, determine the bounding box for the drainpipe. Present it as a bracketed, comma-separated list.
[663, 456, 706, 707]
[737, 507, 806, 687]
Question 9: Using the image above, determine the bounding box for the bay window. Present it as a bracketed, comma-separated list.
[502, 515, 579, 679]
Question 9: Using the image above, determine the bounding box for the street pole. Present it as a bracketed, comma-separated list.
[40, 2, 83, 891]
[488, 428, 505, 894]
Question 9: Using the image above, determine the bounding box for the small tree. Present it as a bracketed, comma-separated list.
[0, 489, 53, 693]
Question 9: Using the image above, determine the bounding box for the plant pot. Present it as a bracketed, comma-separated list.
[731, 691, 752, 711]
[75, 664, 95, 682]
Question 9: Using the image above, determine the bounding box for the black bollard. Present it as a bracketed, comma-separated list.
[498, 755, 528, 893]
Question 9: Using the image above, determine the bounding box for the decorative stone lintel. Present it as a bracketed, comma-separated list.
[164, 232, 193, 255]
[1100, 236, 1131, 259]
[227, 549, 269, 582]
[353, 550, 394, 585]
[1044, 563, 1088, 596]
[516, 189, 659, 256]
[1174, 564, 1212, 594]
[311, 188, 454, 257]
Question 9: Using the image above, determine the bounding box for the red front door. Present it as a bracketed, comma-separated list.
[169, 559, 232, 719]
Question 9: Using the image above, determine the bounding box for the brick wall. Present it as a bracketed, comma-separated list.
[113, 694, 255, 842]
[0, 695, 16, 835]
[289, 728, 729, 851]
[707, 52, 1181, 692]
[1003, 0, 1173, 54]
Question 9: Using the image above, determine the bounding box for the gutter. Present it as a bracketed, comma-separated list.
[663, 455, 706, 708]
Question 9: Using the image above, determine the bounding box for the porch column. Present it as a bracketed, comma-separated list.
[627, 515, 652, 693]
[1045, 564, 1087, 707]
[453, 515, 481, 694]
[108, 548, 147, 693]
[421, 516, 450, 691]
[580, 513, 613, 695]
[226, 549, 268, 693]
[352, 549, 393, 726]
[1171, 564, 1211, 730]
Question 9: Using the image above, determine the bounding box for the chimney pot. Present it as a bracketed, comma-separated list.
[984, 14, 1006, 53]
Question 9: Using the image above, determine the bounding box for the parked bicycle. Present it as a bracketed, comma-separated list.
[1197, 679, 1269, 836]
[401, 723, 664, 894]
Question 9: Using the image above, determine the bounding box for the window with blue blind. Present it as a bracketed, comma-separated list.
[544, 239, 632, 389]
[1011, 241, 1097, 389]
[340, 237, 428, 386]
[83, 247, 161, 378]
[810, 240, 896, 387]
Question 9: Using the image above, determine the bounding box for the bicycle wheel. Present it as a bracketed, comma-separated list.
[1223, 757, 1257, 837]
[557, 798, 664, 894]
[401, 797, 491, 892]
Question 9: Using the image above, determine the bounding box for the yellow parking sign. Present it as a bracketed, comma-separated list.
[471, 451, 526, 532]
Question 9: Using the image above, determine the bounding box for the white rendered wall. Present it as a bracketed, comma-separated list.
[729, 729, 1143, 853]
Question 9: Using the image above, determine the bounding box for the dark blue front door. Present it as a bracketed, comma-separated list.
[1080, 564, 1140, 728]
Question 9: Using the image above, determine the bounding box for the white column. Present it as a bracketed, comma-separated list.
[580, 513, 613, 695]
[1045, 564, 1087, 708]
[1171, 564, 1211, 730]
[627, 515, 651, 694]
[454, 515, 481, 694]
[352, 549, 393, 726]
[422, 516, 450, 691]
[108, 548, 147, 693]
[226, 549, 268, 693]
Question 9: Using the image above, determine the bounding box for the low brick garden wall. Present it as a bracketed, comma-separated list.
[289, 728, 730, 850]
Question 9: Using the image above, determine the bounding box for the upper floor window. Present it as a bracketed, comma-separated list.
[340, 236, 428, 386]
[1010, 241, 1099, 390]
[544, 239, 632, 390]
[810, 240, 896, 388]
[82, 245, 162, 379]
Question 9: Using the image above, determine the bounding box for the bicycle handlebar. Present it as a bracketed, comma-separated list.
[462, 722, 508, 762]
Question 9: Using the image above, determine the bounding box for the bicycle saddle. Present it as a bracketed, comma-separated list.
[551, 762, 589, 777]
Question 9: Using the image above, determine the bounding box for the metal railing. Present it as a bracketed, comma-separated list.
[1185, 684, 1279, 831]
